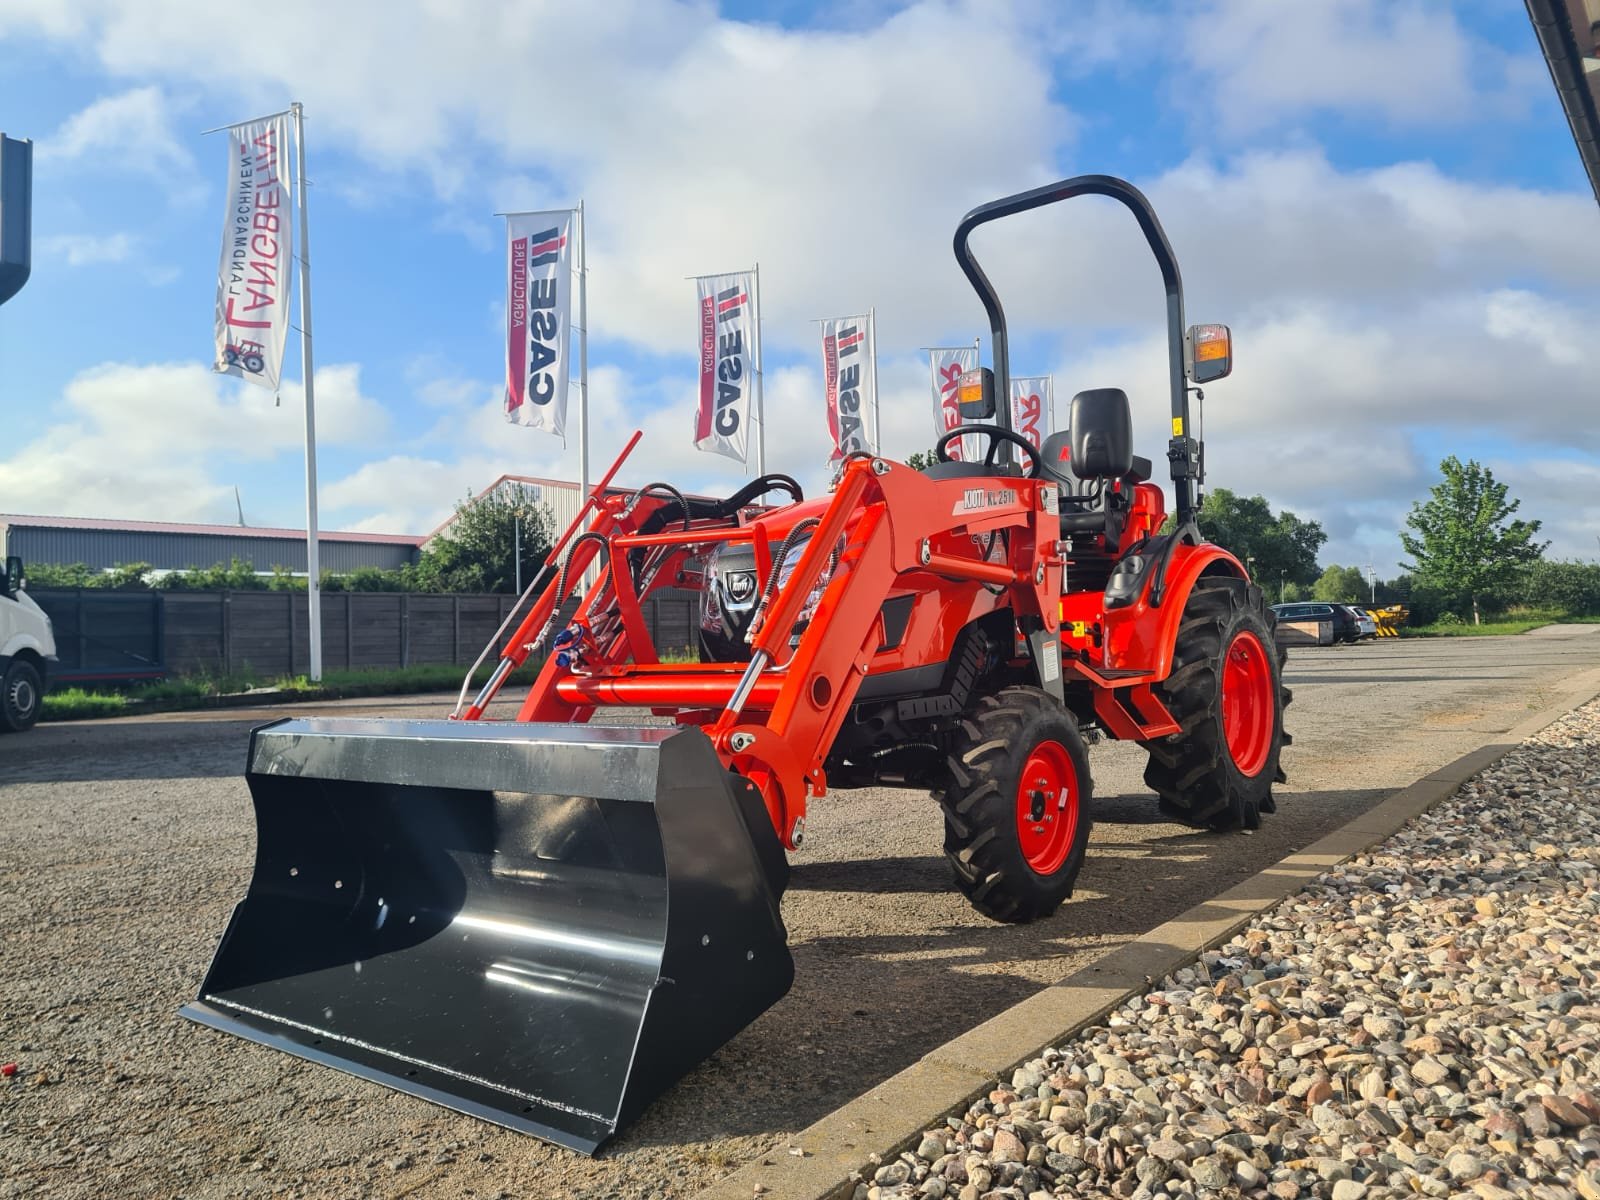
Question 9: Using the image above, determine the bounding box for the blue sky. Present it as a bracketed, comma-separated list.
[0, 0, 1595, 575]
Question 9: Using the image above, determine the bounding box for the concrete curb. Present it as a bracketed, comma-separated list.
[691, 663, 1600, 1200]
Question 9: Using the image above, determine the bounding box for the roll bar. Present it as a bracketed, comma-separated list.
[952, 174, 1201, 525]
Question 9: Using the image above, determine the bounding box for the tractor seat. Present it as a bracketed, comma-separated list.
[1039, 388, 1151, 537]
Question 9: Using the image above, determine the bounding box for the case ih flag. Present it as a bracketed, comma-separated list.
[1010, 376, 1053, 448]
[928, 346, 978, 460]
[694, 270, 757, 462]
[820, 315, 874, 463]
[505, 210, 574, 433]
[213, 112, 292, 391]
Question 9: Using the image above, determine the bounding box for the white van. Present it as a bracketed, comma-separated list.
[1, 556, 57, 731]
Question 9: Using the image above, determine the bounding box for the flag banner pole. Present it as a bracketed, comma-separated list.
[927, 344, 979, 462]
[753, 262, 765, 477]
[291, 101, 322, 682]
[577, 200, 589, 498]
[819, 313, 874, 464]
[869, 307, 880, 455]
[503, 209, 576, 437]
[691, 267, 758, 465]
[200, 108, 295, 135]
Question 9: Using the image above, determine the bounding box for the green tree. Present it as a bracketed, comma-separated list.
[26, 562, 103, 589]
[1312, 564, 1367, 604]
[904, 448, 940, 472]
[153, 557, 268, 591]
[1188, 488, 1327, 588]
[416, 484, 556, 594]
[1400, 456, 1547, 624]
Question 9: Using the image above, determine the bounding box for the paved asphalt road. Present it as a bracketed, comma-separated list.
[3, 626, 1599, 1199]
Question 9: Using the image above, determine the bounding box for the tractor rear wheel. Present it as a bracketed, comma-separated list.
[1143, 577, 1290, 830]
[935, 686, 1093, 923]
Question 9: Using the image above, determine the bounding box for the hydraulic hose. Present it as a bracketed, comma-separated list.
[745, 516, 822, 645]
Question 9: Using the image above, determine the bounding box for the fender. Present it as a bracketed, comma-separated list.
[1100, 542, 1247, 680]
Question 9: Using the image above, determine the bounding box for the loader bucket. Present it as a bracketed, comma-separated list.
[181, 717, 793, 1154]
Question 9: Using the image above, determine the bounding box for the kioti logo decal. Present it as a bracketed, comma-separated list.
[954, 487, 1018, 514]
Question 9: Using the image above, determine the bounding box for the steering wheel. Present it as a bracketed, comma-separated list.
[935, 425, 1042, 479]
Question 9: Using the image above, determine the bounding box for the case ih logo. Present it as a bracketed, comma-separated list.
[509, 228, 567, 410]
[702, 285, 748, 436]
[825, 323, 868, 459]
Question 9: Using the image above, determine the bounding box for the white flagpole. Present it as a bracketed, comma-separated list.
[577, 200, 590, 498]
[291, 101, 322, 683]
[869, 307, 881, 455]
[753, 262, 766, 476]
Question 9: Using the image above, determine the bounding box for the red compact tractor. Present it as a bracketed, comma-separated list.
[184, 175, 1290, 1153]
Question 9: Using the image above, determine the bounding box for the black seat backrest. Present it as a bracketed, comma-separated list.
[1038, 431, 1075, 489]
[1069, 388, 1133, 480]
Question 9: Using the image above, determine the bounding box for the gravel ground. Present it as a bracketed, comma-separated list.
[872, 697, 1600, 1200]
[2, 628, 1598, 1199]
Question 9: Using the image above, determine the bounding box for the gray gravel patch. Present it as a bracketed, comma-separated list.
[2, 628, 1598, 1199]
[879, 697, 1600, 1200]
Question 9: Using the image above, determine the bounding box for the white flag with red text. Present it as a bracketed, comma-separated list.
[821, 315, 874, 463]
[694, 271, 758, 462]
[505, 210, 575, 433]
[1010, 376, 1053, 454]
[213, 112, 292, 391]
[929, 346, 978, 460]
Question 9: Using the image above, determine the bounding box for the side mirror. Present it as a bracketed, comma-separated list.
[1185, 323, 1232, 384]
[956, 367, 996, 420]
[3, 555, 21, 596]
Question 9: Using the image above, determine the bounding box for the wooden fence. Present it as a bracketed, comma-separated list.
[34, 588, 699, 681]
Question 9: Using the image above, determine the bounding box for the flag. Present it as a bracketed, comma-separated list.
[505, 210, 575, 432]
[213, 111, 292, 391]
[820, 315, 875, 463]
[929, 346, 978, 460]
[1010, 376, 1053, 450]
[694, 270, 758, 462]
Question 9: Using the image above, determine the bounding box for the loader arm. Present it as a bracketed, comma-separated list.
[505, 452, 1065, 849]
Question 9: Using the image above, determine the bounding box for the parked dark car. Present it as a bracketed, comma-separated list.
[1271, 601, 1360, 644]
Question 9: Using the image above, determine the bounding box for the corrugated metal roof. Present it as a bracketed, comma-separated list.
[0, 512, 423, 546]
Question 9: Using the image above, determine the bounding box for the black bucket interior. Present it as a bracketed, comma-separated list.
[183, 719, 792, 1154]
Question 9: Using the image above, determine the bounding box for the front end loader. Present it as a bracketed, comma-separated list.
[184, 174, 1289, 1154]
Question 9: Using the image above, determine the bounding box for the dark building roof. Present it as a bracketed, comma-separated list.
[0, 513, 423, 574]
[1527, 0, 1600, 206]
[0, 512, 422, 545]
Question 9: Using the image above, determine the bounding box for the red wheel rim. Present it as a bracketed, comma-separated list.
[1014, 740, 1080, 875]
[1221, 630, 1274, 777]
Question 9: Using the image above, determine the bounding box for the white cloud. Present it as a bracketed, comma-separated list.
[1179, 0, 1542, 134]
[37, 85, 196, 180]
[36, 231, 136, 266]
[0, 362, 388, 522]
[1044, 289, 1600, 573]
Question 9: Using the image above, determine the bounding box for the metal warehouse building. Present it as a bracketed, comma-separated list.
[0, 514, 423, 574]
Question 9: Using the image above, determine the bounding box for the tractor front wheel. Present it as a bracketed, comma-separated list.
[1143, 577, 1290, 830]
[936, 686, 1093, 923]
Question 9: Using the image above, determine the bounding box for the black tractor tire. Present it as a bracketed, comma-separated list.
[0, 658, 43, 733]
[935, 686, 1093, 923]
[1143, 577, 1291, 831]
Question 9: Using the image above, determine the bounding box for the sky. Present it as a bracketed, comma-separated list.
[0, 0, 1596, 576]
